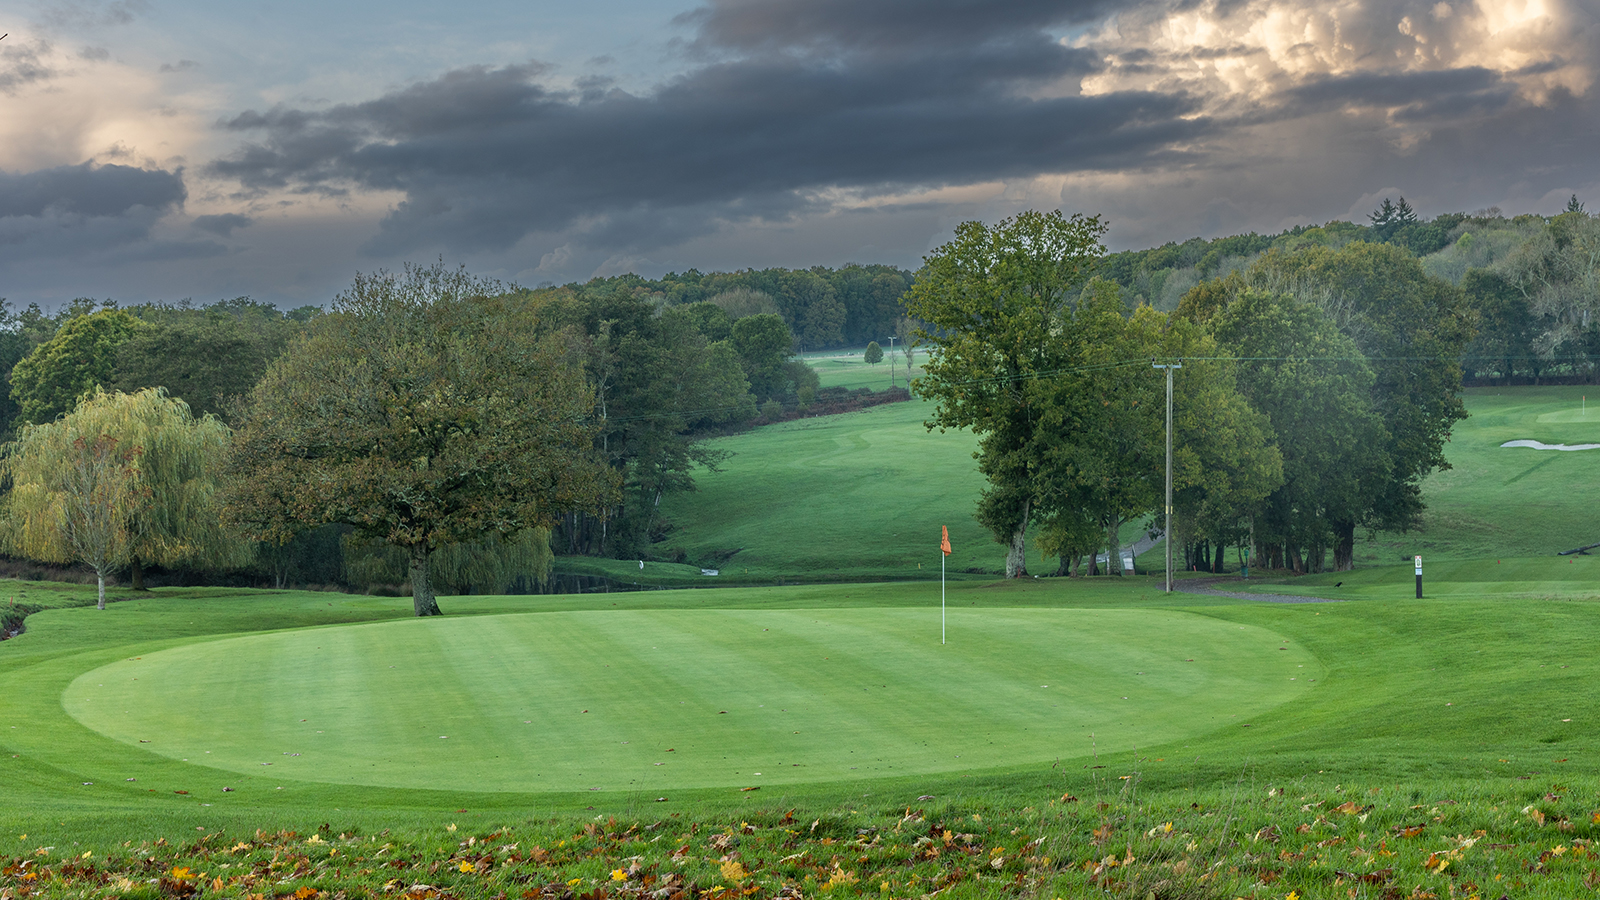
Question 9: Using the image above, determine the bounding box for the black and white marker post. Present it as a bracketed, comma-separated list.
[1414, 555, 1423, 598]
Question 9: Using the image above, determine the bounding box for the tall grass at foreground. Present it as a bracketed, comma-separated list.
[7, 774, 1597, 899]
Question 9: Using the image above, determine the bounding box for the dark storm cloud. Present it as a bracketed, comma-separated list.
[0, 162, 184, 218]
[208, 3, 1206, 258]
[1284, 67, 1513, 114]
[679, 0, 1125, 52]
[192, 212, 252, 236]
[0, 162, 186, 260]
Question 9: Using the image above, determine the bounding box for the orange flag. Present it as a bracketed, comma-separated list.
[940, 525, 951, 556]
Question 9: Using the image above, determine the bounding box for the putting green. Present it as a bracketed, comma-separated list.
[64, 608, 1316, 792]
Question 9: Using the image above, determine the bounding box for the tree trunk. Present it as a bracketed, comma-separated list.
[129, 555, 145, 591]
[1054, 554, 1073, 577]
[409, 546, 443, 617]
[1213, 542, 1225, 574]
[1289, 544, 1304, 575]
[1333, 521, 1356, 572]
[1004, 498, 1029, 578]
[96, 570, 106, 610]
[1105, 512, 1121, 576]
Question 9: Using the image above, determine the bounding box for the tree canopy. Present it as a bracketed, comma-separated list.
[2, 388, 240, 605]
[10, 310, 145, 426]
[905, 209, 1108, 577]
[226, 263, 617, 616]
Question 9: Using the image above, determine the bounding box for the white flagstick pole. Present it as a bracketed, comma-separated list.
[941, 549, 946, 645]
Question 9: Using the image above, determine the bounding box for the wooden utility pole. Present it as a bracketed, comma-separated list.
[1153, 362, 1182, 592]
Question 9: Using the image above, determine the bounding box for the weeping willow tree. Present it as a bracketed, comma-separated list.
[342, 527, 554, 595]
[2, 388, 246, 605]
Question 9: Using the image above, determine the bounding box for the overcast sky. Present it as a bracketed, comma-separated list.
[1, 0, 1596, 308]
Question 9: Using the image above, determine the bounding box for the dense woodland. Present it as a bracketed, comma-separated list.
[1, 201, 1598, 592]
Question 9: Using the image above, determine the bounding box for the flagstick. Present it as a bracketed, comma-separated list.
[941, 550, 946, 645]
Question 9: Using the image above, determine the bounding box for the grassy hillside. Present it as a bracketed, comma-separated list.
[1358, 385, 1600, 562]
[650, 383, 1600, 579]
[653, 395, 1000, 579]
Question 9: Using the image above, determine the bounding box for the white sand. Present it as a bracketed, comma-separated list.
[1500, 440, 1600, 451]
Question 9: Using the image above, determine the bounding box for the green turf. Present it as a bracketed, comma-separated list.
[653, 397, 1000, 577]
[62, 604, 1311, 792]
[803, 351, 922, 391]
[8, 577, 1600, 897]
[1357, 385, 1600, 562]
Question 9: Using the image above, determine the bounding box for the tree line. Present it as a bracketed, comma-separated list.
[0, 266, 857, 606]
[0, 262, 924, 599]
[5, 198, 1594, 596]
[1101, 197, 1600, 387]
[909, 210, 1473, 578]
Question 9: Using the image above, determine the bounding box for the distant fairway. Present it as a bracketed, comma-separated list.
[656, 397, 999, 577]
[653, 384, 1600, 575]
[64, 606, 1312, 792]
[1368, 386, 1600, 561]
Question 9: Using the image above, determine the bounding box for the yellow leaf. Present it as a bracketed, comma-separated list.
[611, 869, 628, 882]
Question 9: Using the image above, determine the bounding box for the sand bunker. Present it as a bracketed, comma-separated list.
[1500, 440, 1600, 451]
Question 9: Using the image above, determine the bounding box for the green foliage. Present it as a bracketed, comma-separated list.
[730, 313, 795, 401]
[526, 285, 757, 559]
[1209, 290, 1387, 573]
[9, 309, 145, 426]
[906, 209, 1107, 577]
[1, 388, 241, 603]
[863, 340, 883, 365]
[1181, 241, 1473, 567]
[705, 286, 780, 319]
[1028, 283, 1280, 574]
[1461, 268, 1535, 382]
[342, 526, 553, 594]
[227, 262, 617, 616]
[675, 301, 733, 341]
[1496, 210, 1600, 366]
[0, 300, 59, 438]
[565, 263, 913, 351]
[113, 299, 308, 422]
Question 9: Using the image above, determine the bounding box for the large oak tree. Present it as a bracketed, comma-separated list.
[905, 210, 1107, 577]
[226, 263, 616, 616]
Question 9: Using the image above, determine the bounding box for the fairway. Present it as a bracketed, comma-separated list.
[64, 607, 1313, 792]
